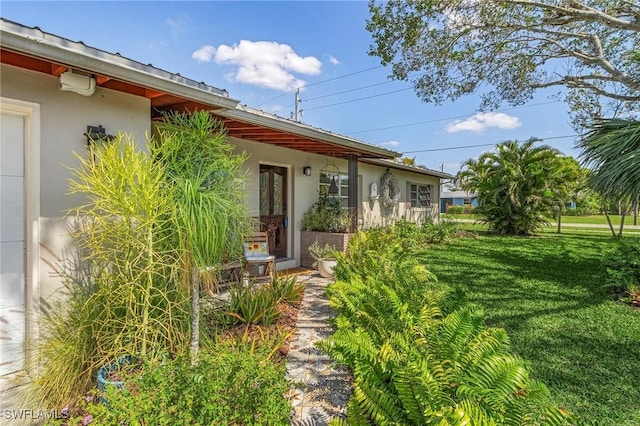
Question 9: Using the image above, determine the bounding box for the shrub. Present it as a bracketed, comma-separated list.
[446, 205, 465, 214]
[604, 239, 640, 304]
[464, 203, 474, 214]
[301, 187, 350, 233]
[214, 283, 281, 328]
[65, 344, 291, 425]
[421, 220, 459, 244]
[389, 219, 460, 251]
[270, 272, 304, 304]
[564, 206, 598, 216]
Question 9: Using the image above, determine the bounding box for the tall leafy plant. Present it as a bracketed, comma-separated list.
[31, 111, 252, 408]
[578, 118, 640, 236]
[31, 134, 190, 408]
[152, 111, 252, 360]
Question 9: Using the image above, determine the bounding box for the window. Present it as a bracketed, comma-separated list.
[409, 184, 432, 208]
[463, 198, 471, 205]
[320, 172, 349, 208]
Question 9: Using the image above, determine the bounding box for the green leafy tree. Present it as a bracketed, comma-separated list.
[367, 0, 640, 129]
[550, 156, 587, 233]
[459, 139, 573, 235]
[577, 118, 640, 235]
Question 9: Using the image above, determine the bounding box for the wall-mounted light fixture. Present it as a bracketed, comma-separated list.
[303, 166, 312, 176]
[84, 125, 115, 148]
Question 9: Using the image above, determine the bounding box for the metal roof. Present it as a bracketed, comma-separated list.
[361, 158, 455, 179]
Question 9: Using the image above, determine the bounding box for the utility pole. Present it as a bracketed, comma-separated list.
[294, 88, 302, 122]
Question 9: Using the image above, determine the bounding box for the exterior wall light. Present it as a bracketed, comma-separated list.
[303, 166, 312, 176]
[84, 125, 115, 147]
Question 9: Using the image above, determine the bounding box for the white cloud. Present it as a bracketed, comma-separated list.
[328, 55, 340, 65]
[192, 45, 216, 62]
[382, 140, 401, 147]
[445, 112, 521, 133]
[198, 40, 321, 91]
[166, 16, 189, 37]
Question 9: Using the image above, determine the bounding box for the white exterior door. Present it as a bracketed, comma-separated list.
[0, 111, 26, 376]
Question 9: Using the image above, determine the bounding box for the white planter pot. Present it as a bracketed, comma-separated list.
[317, 259, 337, 278]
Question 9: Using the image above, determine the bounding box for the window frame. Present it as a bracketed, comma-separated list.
[409, 183, 432, 209]
[319, 171, 350, 208]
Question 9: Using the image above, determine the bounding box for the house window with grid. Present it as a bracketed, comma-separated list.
[409, 183, 432, 208]
[319, 172, 349, 208]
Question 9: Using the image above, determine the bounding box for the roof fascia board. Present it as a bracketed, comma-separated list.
[361, 158, 455, 179]
[219, 106, 400, 159]
[0, 21, 240, 110]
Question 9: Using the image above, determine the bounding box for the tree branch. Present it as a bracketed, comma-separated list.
[533, 78, 640, 101]
[501, 0, 640, 31]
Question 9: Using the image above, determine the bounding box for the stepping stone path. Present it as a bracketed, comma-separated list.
[286, 273, 352, 426]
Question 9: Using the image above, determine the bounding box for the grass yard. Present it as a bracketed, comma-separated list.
[443, 213, 636, 226]
[418, 231, 640, 425]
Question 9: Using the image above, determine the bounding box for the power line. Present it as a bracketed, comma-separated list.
[302, 70, 429, 104]
[349, 101, 562, 134]
[401, 134, 579, 154]
[255, 65, 384, 108]
[304, 87, 414, 112]
[303, 80, 400, 102]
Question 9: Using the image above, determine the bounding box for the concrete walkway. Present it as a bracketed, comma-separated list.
[286, 272, 352, 426]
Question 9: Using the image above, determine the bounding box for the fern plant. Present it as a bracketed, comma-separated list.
[320, 229, 573, 425]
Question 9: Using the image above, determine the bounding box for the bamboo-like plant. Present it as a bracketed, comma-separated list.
[31, 134, 190, 408]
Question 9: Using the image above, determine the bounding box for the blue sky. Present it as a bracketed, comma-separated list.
[2, 1, 579, 174]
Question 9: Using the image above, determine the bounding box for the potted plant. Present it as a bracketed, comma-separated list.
[300, 187, 352, 269]
[301, 187, 350, 234]
[308, 240, 338, 278]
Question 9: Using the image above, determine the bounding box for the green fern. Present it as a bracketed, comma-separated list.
[320, 230, 572, 426]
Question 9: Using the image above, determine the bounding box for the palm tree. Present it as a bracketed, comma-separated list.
[459, 139, 572, 235]
[578, 119, 640, 235]
[578, 119, 640, 201]
[153, 111, 252, 361]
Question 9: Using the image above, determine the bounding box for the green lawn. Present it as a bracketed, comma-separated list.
[443, 213, 636, 226]
[418, 231, 640, 425]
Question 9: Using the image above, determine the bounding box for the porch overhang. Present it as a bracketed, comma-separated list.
[361, 158, 455, 180]
[213, 105, 400, 160]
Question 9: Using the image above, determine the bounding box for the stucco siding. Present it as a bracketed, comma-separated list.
[1, 63, 150, 299]
[227, 135, 442, 268]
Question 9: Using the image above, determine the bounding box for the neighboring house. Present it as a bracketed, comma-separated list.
[0, 18, 453, 396]
[440, 191, 479, 213]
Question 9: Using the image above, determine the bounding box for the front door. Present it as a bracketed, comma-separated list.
[259, 165, 287, 259]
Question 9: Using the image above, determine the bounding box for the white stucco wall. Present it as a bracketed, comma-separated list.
[0, 64, 150, 302]
[359, 164, 441, 227]
[229, 136, 441, 268]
